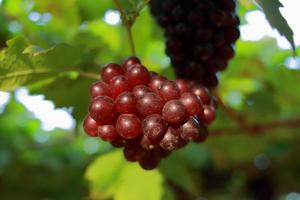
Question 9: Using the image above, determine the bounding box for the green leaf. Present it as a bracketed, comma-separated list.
[85, 150, 164, 200]
[29, 75, 94, 122]
[85, 150, 126, 199]
[0, 37, 84, 91]
[159, 156, 198, 195]
[115, 164, 163, 200]
[255, 0, 296, 52]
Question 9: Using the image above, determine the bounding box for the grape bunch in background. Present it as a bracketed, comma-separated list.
[150, 0, 240, 87]
[83, 57, 217, 169]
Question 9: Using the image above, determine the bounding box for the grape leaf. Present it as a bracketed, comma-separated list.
[29, 75, 93, 122]
[85, 150, 164, 200]
[159, 156, 198, 195]
[255, 0, 296, 52]
[0, 37, 84, 91]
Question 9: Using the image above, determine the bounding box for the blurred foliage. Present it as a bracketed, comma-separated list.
[0, 0, 300, 199]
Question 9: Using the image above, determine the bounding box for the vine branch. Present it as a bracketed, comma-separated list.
[113, 0, 136, 56]
[211, 91, 300, 136]
[211, 117, 300, 136]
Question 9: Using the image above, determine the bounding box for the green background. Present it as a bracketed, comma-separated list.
[0, 0, 299, 199]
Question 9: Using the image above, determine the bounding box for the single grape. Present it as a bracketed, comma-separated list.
[132, 85, 152, 98]
[137, 92, 164, 116]
[110, 136, 127, 148]
[116, 114, 142, 139]
[180, 92, 203, 116]
[123, 56, 141, 72]
[83, 115, 99, 137]
[115, 92, 137, 114]
[125, 64, 151, 87]
[140, 136, 160, 150]
[192, 85, 211, 105]
[158, 80, 181, 102]
[175, 79, 190, 94]
[142, 114, 167, 139]
[180, 117, 202, 141]
[98, 125, 118, 141]
[109, 75, 131, 98]
[101, 63, 124, 83]
[200, 105, 216, 124]
[139, 152, 161, 170]
[159, 127, 180, 151]
[162, 100, 187, 125]
[89, 96, 117, 124]
[123, 144, 145, 162]
[90, 81, 111, 98]
[148, 76, 166, 94]
[193, 118, 209, 142]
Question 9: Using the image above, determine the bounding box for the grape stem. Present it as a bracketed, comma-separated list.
[211, 90, 300, 135]
[113, 0, 136, 56]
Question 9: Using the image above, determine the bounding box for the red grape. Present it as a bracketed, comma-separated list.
[148, 76, 166, 94]
[132, 85, 152, 98]
[89, 96, 117, 124]
[180, 92, 203, 116]
[162, 100, 187, 125]
[200, 105, 216, 124]
[139, 152, 161, 170]
[109, 75, 131, 98]
[101, 63, 124, 83]
[123, 144, 145, 162]
[115, 92, 137, 114]
[90, 81, 111, 98]
[125, 64, 151, 87]
[137, 92, 164, 116]
[180, 117, 201, 141]
[158, 80, 181, 102]
[123, 56, 141, 71]
[142, 114, 167, 139]
[140, 136, 160, 150]
[98, 125, 118, 141]
[110, 136, 127, 148]
[83, 115, 99, 137]
[116, 114, 142, 139]
[175, 79, 190, 94]
[159, 127, 180, 151]
[192, 85, 211, 105]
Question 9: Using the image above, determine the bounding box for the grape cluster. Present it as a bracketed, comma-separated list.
[150, 0, 240, 87]
[83, 57, 217, 170]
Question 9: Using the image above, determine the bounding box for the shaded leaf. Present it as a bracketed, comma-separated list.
[0, 37, 83, 91]
[160, 155, 198, 195]
[255, 0, 295, 52]
[85, 150, 164, 200]
[29, 75, 94, 122]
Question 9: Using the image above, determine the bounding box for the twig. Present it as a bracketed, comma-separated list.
[113, 0, 136, 55]
[212, 90, 300, 135]
[210, 117, 300, 136]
